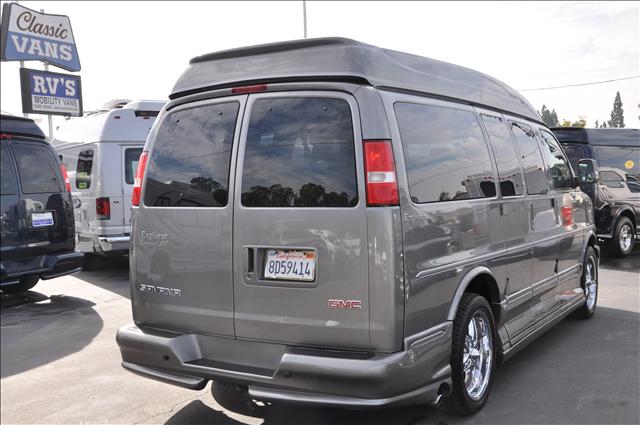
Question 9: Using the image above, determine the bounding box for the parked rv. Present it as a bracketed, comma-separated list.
[552, 127, 639, 257]
[1, 115, 83, 293]
[117, 38, 597, 415]
[52, 100, 166, 256]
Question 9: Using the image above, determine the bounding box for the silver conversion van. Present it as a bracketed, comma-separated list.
[117, 38, 598, 415]
[53, 100, 165, 255]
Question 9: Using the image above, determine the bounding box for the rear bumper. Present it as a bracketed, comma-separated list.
[76, 234, 130, 254]
[0, 251, 84, 285]
[116, 323, 452, 408]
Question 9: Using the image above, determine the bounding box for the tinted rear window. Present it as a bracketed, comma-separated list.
[595, 146, 640, 182]
[144, 102, 239, 207]
[1, 144, 17, 195]
[76, 149, 94, 189]
[11, 143, 64, 194]
[241, 97, 357, 208]
[124, 148, 143, 185]
[395, 103, 496, 203]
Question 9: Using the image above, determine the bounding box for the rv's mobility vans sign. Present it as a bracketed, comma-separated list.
[20, 68, 82, 116]
[1, 3, 81, 72]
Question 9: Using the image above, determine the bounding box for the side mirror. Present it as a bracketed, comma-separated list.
[578, 159, 599, 184]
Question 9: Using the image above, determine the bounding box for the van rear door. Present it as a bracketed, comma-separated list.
[122, 146, 143, 232]
[10, 141, 74, 256]
[133, 97, 246, 336]
[232, 92, 370, 349]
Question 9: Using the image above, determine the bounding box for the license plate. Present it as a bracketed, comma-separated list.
[264, 250, 316, 282]
[32, 212, 54, 227]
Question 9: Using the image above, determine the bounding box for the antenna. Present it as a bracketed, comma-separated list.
[303, 1, 307, 38]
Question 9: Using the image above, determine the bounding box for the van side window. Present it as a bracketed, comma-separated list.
[1, 144, 17, 195]
[11, 143, 64, 194]
[560, 143, 586, 173]
[480, 115, 524, 196]
[76, 150, 94, 190]
[538, 129, 574, 190]
[144, 102, 239, 207]
[510, 122, 548, 195]
[241, 97, 358, 208]
[395, 103, 496, 203]
[124, 148, 143, 185]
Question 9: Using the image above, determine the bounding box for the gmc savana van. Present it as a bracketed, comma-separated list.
[52, 100, 165, 256]
[117, 38, 597, 415]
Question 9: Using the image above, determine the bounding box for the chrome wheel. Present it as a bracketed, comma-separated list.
[619, 224, 632, 252]
[585, 257, 598, 311]
[463, 311, 493, 401]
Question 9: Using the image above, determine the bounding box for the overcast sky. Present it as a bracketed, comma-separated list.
[1, 1, 638, 135]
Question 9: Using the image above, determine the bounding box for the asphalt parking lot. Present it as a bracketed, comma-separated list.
[1, 249, 638, 425]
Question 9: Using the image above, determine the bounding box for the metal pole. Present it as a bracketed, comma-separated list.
[303, 1, 307, 39]
[40, 8, 54, 141]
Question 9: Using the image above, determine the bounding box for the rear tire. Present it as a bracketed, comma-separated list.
[608, 217, 635, 258]
[1, 276, 39, 294]
[446, 293, 496, 415]
[574, 246, 598, 319]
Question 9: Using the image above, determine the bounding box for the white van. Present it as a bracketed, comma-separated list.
[53, 100, 166, 255]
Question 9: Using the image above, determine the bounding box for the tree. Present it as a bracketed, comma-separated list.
[571, 119, 587, 128]
[539, 105, 560, 127]
[601, 121, 607, 128]
[594, 120, 599, 128]
[560, 119, 572, 127]
[607, 91, 625, 128]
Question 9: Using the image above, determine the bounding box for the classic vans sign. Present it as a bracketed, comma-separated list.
[1, 3, 81, 72]
[20, 68, 82, 117]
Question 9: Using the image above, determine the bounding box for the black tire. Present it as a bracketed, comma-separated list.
[574, 246, 598, 319]
[446, 293, 497, 415]
[608, 217, 635, 258]
[1, 276, 39, 294]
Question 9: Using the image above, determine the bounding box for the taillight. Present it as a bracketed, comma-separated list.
[59, 164, 71, 192]
[231, 84, 268, 94]
[132, 151, 148, 206]
[96, 197, 111, 220]
[561, 206, 573, 226]
[363, 140, 399, 206]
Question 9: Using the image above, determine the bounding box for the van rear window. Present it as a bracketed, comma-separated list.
[124, 148, 143, 185]
[11, 143, 64, 194]
[241, 97, 358, 208]
[1, 144, 17, 195]
[144, 102, 239, 207]
[76, 149, 94, 189]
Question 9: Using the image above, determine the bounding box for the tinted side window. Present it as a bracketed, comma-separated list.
[538, 129, 574, 190]
[124, 148, 143, 185]
[561, 143, 586, 172]
[1, 144, 17, 195]
[76, 149, 94, 189]
[510, 122, 548, 195]
[595, 146, 640, 182]
[11, 143, 64, 194]
[241, 97, 357, 208]
[395, 103, 496, 203]
[481, 115, 524, 196]
[144, 102, 239, 207]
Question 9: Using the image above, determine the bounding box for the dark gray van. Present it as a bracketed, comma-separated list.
[117, 38, 598, 415]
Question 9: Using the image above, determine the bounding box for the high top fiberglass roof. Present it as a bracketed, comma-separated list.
[172, 37, 541, 123]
